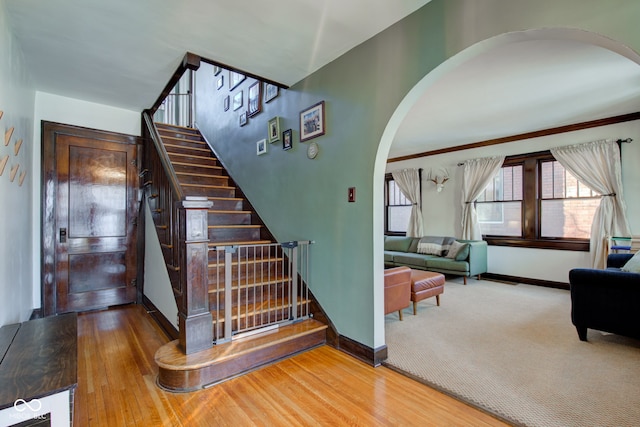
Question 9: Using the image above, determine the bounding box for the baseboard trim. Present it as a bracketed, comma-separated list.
[482, 273, 569, 290]
[142, 295, 179, 340]
[307, 289, 386, 366]
[336, 335, 388, 367]
[29, 308, 43, 320]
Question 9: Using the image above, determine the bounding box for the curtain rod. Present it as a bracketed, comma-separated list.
[457, 138, 633, 166]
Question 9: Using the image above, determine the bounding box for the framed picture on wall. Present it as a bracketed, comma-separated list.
[247, 81, 262, 117]
[299, 101, 325, 142]
[264, 83, 279, 103]
[282, 129, 292, 151]
[216, 76, 224, 90]
[233, 91, 243, 111]
[223, 95, 230, 111]
[230, 71, 245, 90]
[256, 138, 267, 155]
[239, 112, 248, 127]
[268, 117, 281, 143]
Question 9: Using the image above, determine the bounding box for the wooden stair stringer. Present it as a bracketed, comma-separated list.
[155, 318, 328, 392]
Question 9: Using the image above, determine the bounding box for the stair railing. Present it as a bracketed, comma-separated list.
[153, 70, 194, 128]
[142, 111, 213, 355]
[209, 241, 313, 343]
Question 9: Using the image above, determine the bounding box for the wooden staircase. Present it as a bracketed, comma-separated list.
[148, 123, 326, 391]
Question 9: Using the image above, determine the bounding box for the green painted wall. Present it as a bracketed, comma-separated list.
[196, 0, 640, 350]
[196, 2, 447, 350]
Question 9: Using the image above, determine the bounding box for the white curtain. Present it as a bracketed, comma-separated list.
[461, 156, 505, 240]
[551, 139, 631, 269]
[392, 168, 424, 237]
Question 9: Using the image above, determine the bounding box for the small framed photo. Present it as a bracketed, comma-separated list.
[282, 129, 293, 151]
[247, 81, 262, 117]
[213, 66, 222, 76]
[223, 95, 230, 111]
[233, 91, 243, 111]
[256, 138, 267, 155]
[216, 76, 224, 90]
[268, 117, 281, 143]
[239, 112, 247, 127]
[300, 101, 325, 142]
[230, 71, 245, 90]
[264, 83, 279, 103]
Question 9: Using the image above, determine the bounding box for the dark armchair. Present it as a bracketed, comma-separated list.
[569, 253, 640, 341]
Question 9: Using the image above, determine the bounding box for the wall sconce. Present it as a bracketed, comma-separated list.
[428, 168, 449, 192]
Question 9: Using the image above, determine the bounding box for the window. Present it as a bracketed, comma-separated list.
[385, 174, 412, 235]
[476, 165, 523, 237]
[479, 151, 600, 250]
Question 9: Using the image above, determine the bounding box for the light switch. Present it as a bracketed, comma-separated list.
[348, 187, 356, 202]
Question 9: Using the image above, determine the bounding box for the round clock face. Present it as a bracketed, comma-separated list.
[307, 141, 319, 159]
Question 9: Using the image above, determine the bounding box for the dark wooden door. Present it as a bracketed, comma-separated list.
[42, 122, 140, 315]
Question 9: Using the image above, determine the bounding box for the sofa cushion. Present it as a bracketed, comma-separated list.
[393, 253, 434, 268]
[384, 236, 414, 252]
[384, 252, 396, 263]
[426, 257, 469, 273]
[621, 251, 640, 273]
[445, 241, 470, 261]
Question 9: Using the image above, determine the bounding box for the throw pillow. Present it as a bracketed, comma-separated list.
[446, 241, 469, 260]
[621, 251, 640, 273]
[455, 243, 470, 261]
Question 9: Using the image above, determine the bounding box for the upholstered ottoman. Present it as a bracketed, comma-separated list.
[410, 270, 445, 315]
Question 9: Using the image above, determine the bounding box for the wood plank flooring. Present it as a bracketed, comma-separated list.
[75, 304, 508, 426]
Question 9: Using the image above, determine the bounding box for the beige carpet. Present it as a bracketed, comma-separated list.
[384, 278, 640, 427]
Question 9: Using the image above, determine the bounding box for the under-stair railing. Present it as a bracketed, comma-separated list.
[209, 241, 313, 344]
[142, 111, 214, 355]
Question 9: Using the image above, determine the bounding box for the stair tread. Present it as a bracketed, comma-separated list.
[168, 152, 216, 161]
[182, 183, 234, 189]
[209, 240, 273, 247]
[174, 162, 222, 169]
[208, 257, 284, 268]
[164, 143, 211, 153]
[155, 318, 326, 369]
[209, 224, 262, 229]
[177, 171, 227, 178]
[155, 122, 198, 131]
[160, 135, 206, 144]
[208, 275, 291, 293]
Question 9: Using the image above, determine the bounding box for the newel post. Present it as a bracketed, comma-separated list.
[178, 196, 213, 354]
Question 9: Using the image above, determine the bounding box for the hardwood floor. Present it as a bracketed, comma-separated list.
[75, 304, 508, 426]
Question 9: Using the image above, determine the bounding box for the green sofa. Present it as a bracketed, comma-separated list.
[384, 235, 487, 284]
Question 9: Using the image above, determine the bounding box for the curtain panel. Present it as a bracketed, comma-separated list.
[391, 168, 424, 237]
[551, 139, 631, 269]
[461, 156, 505, 240]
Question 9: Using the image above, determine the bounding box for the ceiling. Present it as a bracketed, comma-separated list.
[5, 1, 640, 159]
[4, 0, 430, 110]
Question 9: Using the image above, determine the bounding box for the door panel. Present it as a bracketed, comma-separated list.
[41, 122, 140, 315]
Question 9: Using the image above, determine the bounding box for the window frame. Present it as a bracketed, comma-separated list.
[384, 172, 421, 236]
[482, 150, 595, 251]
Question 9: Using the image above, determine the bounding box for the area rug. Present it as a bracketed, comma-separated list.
[384, 279, 640, 427]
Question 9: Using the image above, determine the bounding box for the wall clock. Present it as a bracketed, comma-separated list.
[307, 141, 319, 159]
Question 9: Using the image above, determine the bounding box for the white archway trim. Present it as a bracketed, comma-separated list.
[372, 27, 640, 349]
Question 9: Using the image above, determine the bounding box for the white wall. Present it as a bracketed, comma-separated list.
[31, 92, 141, 308]
[143, 201, 178, 329]
[387, 120, 640, 283]
[0, 3, 36, 326]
